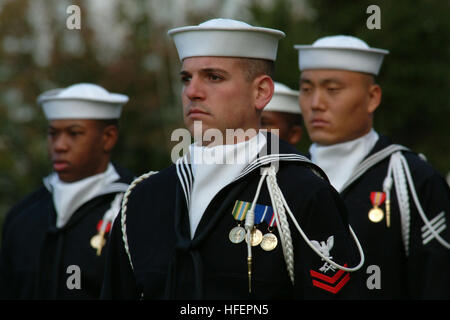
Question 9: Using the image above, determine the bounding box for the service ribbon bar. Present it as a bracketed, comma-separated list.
[232, 200, 274, 225]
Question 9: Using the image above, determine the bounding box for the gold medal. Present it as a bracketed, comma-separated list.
[368, 192, 386, 224]
[245, 228, 263, 246]
[368, 207, 384, 223]
[260, 232, 278, 251]
[229, 226, 246, 244]
[90, 231, 106, 256]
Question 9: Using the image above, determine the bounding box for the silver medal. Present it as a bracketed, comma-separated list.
[229, 226, 246, 244]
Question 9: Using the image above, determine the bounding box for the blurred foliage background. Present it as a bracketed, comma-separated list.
[0, 0, 449, 237]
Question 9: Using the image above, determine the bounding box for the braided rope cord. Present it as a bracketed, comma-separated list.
[399, 156, 450, 249]
[390, 152, 411, 255]
[120, 171, 158, 270]
[266, 169, 295, 284]
[394, 153, 450, 250]
[384, 151, 450, 255]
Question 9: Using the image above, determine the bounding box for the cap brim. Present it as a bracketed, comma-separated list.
[168, 26, 285, 39]
[38, 93, 129, 105]
[294, 45, 389, 55]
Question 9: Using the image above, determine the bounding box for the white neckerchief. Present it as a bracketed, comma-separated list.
[188, 132, 267, 238]
[309, 129, 379, 192]
[44, 163, 123, 228]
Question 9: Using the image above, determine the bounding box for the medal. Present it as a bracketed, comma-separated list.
[229, 200, 268, 245]
[230, 200, 274, 294]
[229, 226, 246, 244]
[368, 207, 384, 223]
[261, 232, 278, 251]
[90, 219, 112, 256]
[90, 193, 122, 256]
[90, 230, 106, 256]
[245, 227, 263, 246]
[229, 201, 251, 244]
[368, 192, 386, 223]
[260, 213, 278, 251]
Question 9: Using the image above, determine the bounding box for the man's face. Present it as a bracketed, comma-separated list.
[47, 119, 108, 182]
[180, 56, 257, 142]
[261, 111, 293, 142]
[299, 69, 377, 145]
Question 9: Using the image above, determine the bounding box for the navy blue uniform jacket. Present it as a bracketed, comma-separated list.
[0, 164, 134, 299]
[101, 135, 363, 299]
[340, 135, 450, 299]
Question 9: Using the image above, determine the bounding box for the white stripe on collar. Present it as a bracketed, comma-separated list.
[175, 155, 193, 207]
[175, 135, 323, 209]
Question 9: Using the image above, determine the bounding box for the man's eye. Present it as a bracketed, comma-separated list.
[208, 74, 222, 81]
[300, 87, 311, 93]
[180, 75, 191, 83]
[327, 87, 341, 93]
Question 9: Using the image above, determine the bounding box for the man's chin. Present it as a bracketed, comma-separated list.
[309, 132, 336, 146]
[56, 171, 83, 183]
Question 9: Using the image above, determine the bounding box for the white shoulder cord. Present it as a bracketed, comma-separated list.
[383, 152, 411, 255]
[99, 193, 124, 233]
[121, 171, 159, 271]
[244, 165, 365, 287]
[383, 152, 450, 254]
[267, 166, 365, 274]
[244, 169, 268, 291]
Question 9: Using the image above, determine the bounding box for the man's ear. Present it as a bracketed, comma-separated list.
[102, 125, 119, 153]
[254, 75, 274, 111]
[288, 125, 302, 146]
[367, 84, 382, 114]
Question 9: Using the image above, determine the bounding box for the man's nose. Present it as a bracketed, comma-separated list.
[184, 76, 205, 101]
[51, 135, 69, 153]
[311, 90, 326, 111]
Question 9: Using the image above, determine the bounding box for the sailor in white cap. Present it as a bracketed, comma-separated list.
[261, 82, 303, 146]
[295, 35, 450, 299]
[102, 19, 364, 300]
[0, 83, 134, 299]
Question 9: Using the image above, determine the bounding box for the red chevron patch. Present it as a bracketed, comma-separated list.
[310, 264, 350, 294]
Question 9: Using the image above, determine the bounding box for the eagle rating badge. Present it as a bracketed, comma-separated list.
[310, 235, 350, 294]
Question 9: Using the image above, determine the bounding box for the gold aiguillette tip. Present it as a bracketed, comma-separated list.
[247, 256, 252, 293]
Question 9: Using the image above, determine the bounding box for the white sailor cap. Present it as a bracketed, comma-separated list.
[264, 82, 301, 115]
[168, 18, 285, 61]
[294, 35, 389, 75]
[37, 83, 129, 120]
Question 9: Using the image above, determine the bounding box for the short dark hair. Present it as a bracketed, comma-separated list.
[365, 73, 376, 85]
[235, 58, 275, 82]
[96, 119, 119, 130]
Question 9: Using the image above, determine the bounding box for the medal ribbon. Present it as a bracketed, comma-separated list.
[267, 213, 277, 227]
[232, 200, 276, 226]
[232, 201, 251, 221]
[97, 220, 112, 233]
[370, 191, 386, 207]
